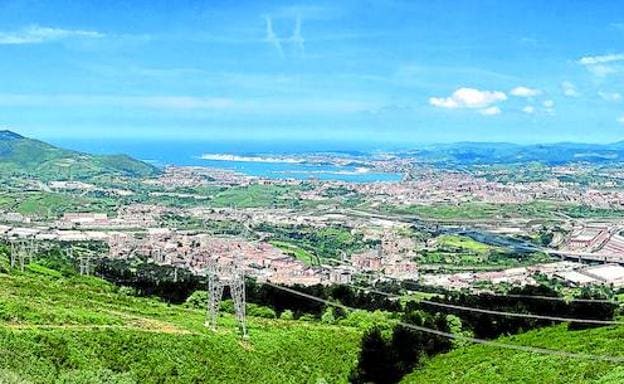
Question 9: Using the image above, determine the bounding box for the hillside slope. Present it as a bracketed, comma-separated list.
[402, 324, 624, 384]
[0, 130, 159, 179]
[408, 141, 624, 165]
[0, 266, 361, 383]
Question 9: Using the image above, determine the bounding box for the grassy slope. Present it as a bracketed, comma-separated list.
[209, 185, 298, 208]
[0, 267, 361, 384]
[0, 191, 118, 218]
[0, 131, 158, 179]
[270, 240, 320, 266]
[403, 324, 624, 384]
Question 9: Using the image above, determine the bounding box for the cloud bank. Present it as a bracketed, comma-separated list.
[0, 25, 104, 44]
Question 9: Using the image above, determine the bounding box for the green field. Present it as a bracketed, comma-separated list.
[386, 201, 562, 220]
[208, 184, 301, 208]
[270, 240, 320, 266]
[0, 192, 117, 219]
[403, 324, 624, 384]
[436, 234, 494, 252]
[415, 234, 551, 269]
[0, 265, 361, 383]
[384, 201, 624, 220]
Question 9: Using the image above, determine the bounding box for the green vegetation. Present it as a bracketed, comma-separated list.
[0, 265, 362, 383]
[416, 234, 551, 269]
[258, 224, 371, 260]
[384, 201, 624, 220]
[0, 192, 118, 219]
[209, 184, 301, 208]
[0, 130, 158, 180]
[436, 234, 493, 253]
[270, 240, 320, 266]
[562, 205, 624, 219]
[385, 201, 563, 220]
[402, 324, 624, 384]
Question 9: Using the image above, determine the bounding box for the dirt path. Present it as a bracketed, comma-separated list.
[1, 322, 199, 335]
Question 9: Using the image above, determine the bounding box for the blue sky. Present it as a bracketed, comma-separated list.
[1, 0, 624, 145]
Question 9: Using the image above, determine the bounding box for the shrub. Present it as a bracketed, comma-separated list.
[117, 286, 137, 297]
[247, 304, 277, 319]
[321, 307, 335, 324]
[184, 290, 208, 310]
[280, 310, 294, 320]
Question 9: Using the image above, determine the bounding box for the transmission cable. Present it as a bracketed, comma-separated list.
[262, 281, 624, 363]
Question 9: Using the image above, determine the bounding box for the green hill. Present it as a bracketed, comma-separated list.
[0, 130, 159, 179]
[402, 324, 624, 384]
[0, 265, 361, 383]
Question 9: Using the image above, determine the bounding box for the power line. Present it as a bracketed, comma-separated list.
[348, 284, 624, 325]
[498, 293, 618, 305]
[262, 281, 624, 363]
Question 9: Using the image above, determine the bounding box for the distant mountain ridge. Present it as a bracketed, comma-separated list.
[0, 130, 159, 179]
[405, 140, 624, 165]
[0, 130, 23, 140]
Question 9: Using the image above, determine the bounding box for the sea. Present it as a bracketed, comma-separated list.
[49, 138, 403, 183]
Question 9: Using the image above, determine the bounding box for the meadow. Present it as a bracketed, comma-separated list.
[403, 323, 624, 384]
[0, 264, 362, 384]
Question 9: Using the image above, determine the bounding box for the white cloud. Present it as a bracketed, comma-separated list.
[578, 54, 624, 77]
[543, 100, 555, 108]
[522, 105, 535, 114]
[479, 106, 501, 116]
[429, 87, 506, 109]
[291, 16, 304, 55]
[561, 81, 580, 97]
[578, 53, 624, 65]
[618, 116, 624, 124]
[264, 16, 284, 57]
[588, 64, 618, 77]
[599, 91, 622, 102]
[263, 15, 306, 57]
[510, 86, 541, 97]
[542, 99, 555, 115]
[0, 25, 104, 44]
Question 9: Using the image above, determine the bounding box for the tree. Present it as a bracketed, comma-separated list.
[350, 327, 399, 384]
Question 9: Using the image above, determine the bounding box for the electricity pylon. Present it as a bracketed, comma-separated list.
[67, 247, 97, 276]
[10, 237, 35, 271]
[205, 255, 247, 339]
[78, 251, 96, 276]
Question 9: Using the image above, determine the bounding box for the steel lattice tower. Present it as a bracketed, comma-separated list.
[78, 250, 96, 276]
[66, 247, 97, 276]
[205, 255, 247, 338]
[10, 237, 35, 271]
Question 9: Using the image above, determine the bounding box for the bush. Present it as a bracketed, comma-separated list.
[298, 314, 317, 322]
[339, 309, 395, 331]
[184, 290, 208, 310]
[247, 304, 277, 319]
[280, 310, 294, 320]
[0, 369, 31, 384]
[321, 307, 336, 324]
[220, 299, 234, 313]
[117, 286, 137, 297]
